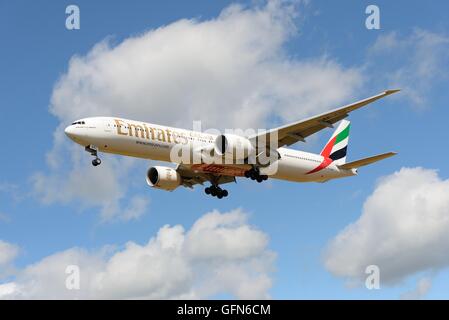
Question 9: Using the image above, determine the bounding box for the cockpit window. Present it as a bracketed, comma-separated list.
[71, 121, 86, 125]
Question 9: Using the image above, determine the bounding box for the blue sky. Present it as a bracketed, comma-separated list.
[1, 0, 449, 299]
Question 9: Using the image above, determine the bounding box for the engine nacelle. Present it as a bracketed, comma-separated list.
[146, 166, 181, 191]
[214, 134, 255, 160]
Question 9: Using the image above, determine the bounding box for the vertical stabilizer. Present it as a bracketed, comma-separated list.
[320, 120, 350, 165]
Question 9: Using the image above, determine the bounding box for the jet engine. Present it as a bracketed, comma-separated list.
[146, 166, 181, 191]
[214, 134, 255, 161]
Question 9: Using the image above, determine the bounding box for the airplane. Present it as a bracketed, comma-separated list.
[64, 90, 399, 199]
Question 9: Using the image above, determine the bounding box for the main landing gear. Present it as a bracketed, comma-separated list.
[244, 168, 268, 183]
[205, 185, 229, 199]
[85, 145, 102, 167]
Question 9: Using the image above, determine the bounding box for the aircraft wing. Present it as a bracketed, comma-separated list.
[176, 164, 237, 189]
[249, 90, 400, 148]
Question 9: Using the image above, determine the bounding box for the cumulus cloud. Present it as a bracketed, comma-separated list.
[0, 209, 275, 299]
[368, 29, 449, 106]
[50, 1, 361, 130]
[32, 1, 363, 220]
[400, 277, 432, 300]
[185, 210, 268, 260]
[0, 240, 19, 267]
[0, 240, 19, 279]
[0, 283, 18, 298]
[121, 195, 150, 221]
[324, 167, 449, 286]
[31, 137, 146, 222]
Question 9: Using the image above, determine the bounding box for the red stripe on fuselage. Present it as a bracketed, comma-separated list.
[306, 157, 333, 174]
[321, 136, 336, 158]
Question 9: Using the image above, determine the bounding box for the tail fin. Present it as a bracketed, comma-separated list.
[320, 120, 350, 165]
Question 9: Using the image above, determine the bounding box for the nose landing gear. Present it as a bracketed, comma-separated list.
[205, 185, 228, 199]
[92, 158, 102, 167]
[85, 145, 102, 167]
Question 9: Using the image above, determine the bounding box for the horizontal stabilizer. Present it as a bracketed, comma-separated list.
[338, 152, 397, 170]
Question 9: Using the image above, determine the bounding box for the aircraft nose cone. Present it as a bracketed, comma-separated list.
[64, 125, 76, 139]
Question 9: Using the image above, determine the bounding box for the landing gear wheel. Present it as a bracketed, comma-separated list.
[245, 168, 267, 183]
[206, 185, 228, 198]
[86, 145, 101, 167]
[92, 158, 101, 167]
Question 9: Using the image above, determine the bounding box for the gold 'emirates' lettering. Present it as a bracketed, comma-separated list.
[172, 132, 179, 144]
[115, 119, 128, 136]
[128, 123, 145, 139]
[156, 129, 166, 142]
[166, 129, 172, 143]
[114, 119, 189, 145]
[143, 124, 154, 140]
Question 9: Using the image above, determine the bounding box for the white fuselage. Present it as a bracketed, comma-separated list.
[65, 117, 356, 183]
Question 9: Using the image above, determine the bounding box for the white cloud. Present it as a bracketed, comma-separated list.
[0, 240, 19, 282]
[400, 277, 432, 300]
[50, 1, 361, 130]
[0, 209, 275, 299]
[368, 29, 449, 106]
[32, 1, 362, 220]
[185, 210, 268, 260]
[0, 283, 18, 299]
[31, 135, 146, 221]
[121, 195, 150, 221]
[324, 167, 449, 285]
[0, 240, 19, 267]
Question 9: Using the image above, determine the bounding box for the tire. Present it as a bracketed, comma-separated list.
[222, 190, 228, 197]
[205, 187, 211, 195]
[262, 175, 268, 181]
[256, 177, 263, 183]
[92, 158, 101, 166]
[211, 189, 217, 197]
[217, 193, 223, 199]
